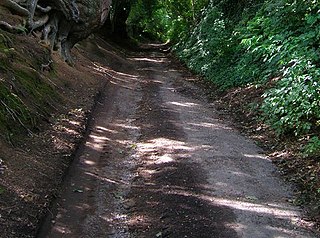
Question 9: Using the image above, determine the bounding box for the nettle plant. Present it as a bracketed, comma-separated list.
[238, 0, 320, 137]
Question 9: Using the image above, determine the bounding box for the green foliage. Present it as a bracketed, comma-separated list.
[175, 0, 320, 138]
[127, 0, 209, 42]
[303, 137, 320, 158]
[262, 68, 320, 136]
[174, 4, 237, 89]
[242, 0, 320, 136]
[174, 0, 266, 90]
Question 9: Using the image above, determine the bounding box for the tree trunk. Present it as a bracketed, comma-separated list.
[109, 0, 131, 38]
[0, 0, 112, 63]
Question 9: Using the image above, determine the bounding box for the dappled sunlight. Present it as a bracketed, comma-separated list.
[68, 120, 82, 126]
[129, 57, 167, 63]
[188, 122, 232, 130]
[210, 197, 308, 237]
[40, 33, 315, 237]
[128, 214, 151, 226]
[53, 225, 72, 235]
[86, 134, 110, 151]
[84, 171, 128, 185]
[150, 79, 164, 84]
[113, 123, 139, 130]
[139, 168, 158, 177]
[210, 197, 300, 218]
[136, 138, 191, 153]
[83, 159, 96, 166]
[92, 62, 138, 79]
[51, 108, 87, 151]
[134, 138, 194, 167]
[164, 99, 233, 133]
[85, 121, 140, 152]
[95, 126, 118, 134]
[89, 62, 140, 90]
[155, 154, 175, 164]
[47, 113, 139, 237]
[101, 212, 128, 222]
[89, 134, 110, 142]
[154, 183, 308, 237]
[168, 101, 199, 107]
[243, 153, 269, 160]
[115, 139, 136, 146]
[125, 86, 313, 236]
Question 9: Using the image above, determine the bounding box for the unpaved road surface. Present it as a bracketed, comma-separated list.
[38, 40, 316, 237]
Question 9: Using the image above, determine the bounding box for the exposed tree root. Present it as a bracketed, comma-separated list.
[26, 0, 38, 29]
[1, 0, 112, 64]
[36, 5, 51, 13]
[0, 21, 25, 34]
[29, 14, 49, 31]
[2, 0, 29, 16]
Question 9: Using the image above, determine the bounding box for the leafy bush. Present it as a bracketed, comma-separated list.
[174, 4, 237, 89]
[174, 0, 265, 90]
[127, 0, 209, 42]
[262, 67, 320, 136]
[241, 0, 320, 136]
[175, 0, 320, 137]
[303, 136, 320, 158]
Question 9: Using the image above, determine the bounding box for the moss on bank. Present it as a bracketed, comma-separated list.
[0, 30, 59, 142]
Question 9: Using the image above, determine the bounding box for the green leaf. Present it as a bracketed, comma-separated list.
[0, 187, 5, 195]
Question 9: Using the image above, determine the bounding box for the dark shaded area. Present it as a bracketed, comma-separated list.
[212, 0, 265, 20]
[101, 0, 131, 39]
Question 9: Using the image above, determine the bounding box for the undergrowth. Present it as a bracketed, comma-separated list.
[175, 0, 320, 146]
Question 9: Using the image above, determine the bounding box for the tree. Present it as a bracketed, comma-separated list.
[109, 0, 131, 37]
[0, 0, 112, 63]
[126, 0, 209, 42]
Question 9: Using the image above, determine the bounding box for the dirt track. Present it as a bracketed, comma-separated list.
[38, 39, 316, 237]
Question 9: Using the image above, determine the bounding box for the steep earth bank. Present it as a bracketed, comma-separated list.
[0, 34, 126, 237]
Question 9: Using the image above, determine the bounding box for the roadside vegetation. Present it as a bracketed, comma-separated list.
[127, 0, 320, 225]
